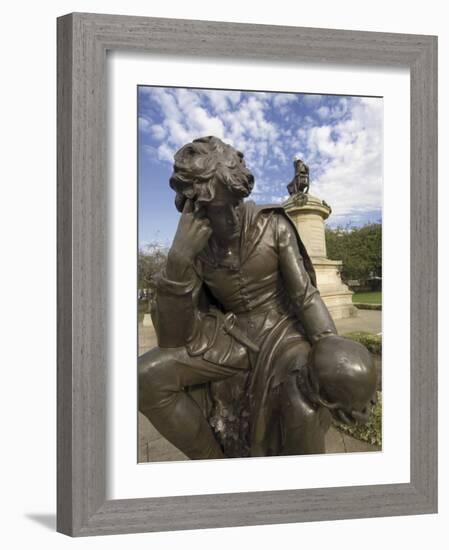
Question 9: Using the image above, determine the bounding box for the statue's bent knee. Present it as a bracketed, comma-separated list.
[138, 347, 179, 412]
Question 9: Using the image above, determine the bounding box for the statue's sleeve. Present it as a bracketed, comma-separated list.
[276, 214, 337, 343]
[151, 263, 203, 348]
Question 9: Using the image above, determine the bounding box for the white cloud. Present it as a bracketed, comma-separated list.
[190, 106, 225, 138]
[303, 115, 316, 128]
[201, 90, 242, 113]
[139, 87, 382, 222]
[317, 106, 330, 119]
[141, 90, 278, 174]
[302, 94, 323, 106]
[138, 116, 152, 133]
[151, 124, 166, 141]
[230, 95, 277, 164]
[157, 143, 176, 162]
[149, 88, 181, 122]
[227, 92, 242, 106]
[165, 119, 192, 145]
[329, 98, 348, 119]
[142, 144, 158, 159]
[306, 97, 383, 220]
[272, 93, 297, 109]
[140, 88, 227, 155]
[316, 98, 348, 121]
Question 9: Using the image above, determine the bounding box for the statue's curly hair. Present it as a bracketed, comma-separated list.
[169, 136, 255, 212]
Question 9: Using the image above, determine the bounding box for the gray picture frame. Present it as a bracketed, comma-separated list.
[57, 12, 438, 537]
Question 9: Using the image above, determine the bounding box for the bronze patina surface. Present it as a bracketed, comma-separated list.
[287, 157, 310, 196]
[139, 136, 376, 459]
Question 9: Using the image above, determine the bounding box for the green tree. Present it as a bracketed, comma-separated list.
[138, 242, 168, 291]
[325, 223, 382, 282]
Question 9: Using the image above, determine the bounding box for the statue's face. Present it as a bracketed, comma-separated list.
[204, 180, 242, 241]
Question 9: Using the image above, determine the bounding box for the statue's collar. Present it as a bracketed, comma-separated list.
[198, 201, 275, 267]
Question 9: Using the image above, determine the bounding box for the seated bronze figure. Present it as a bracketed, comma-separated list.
[139, 136, 376, 460]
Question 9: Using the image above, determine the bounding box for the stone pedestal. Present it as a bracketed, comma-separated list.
[283, 193, 357, 320]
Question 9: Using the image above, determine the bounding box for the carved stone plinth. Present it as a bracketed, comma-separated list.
[283, 193, 357, 320]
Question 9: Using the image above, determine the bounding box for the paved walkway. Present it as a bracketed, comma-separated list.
[138, 320, 157, 356]
[138, 412, 379, 463]
[336, 309, 382, 336]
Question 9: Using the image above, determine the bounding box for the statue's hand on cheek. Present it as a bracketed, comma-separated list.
[169, 199, 212, 268]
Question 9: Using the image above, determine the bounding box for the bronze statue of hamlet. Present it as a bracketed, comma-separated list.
[139, 136, 377, 460]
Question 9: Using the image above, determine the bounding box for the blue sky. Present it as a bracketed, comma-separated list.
[138, 86, 383, 248]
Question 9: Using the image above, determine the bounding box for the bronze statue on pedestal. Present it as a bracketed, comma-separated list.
[287, 157, 310, 197]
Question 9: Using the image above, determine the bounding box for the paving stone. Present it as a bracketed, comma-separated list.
[138, 412, 187, 463]
[336, 309, 382, 336]
[325, 426, 346, 453]
[341, 432, 381, 453]
[138, 417, 378, 462]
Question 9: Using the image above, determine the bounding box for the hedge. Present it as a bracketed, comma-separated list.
[334, 391, 382, 448]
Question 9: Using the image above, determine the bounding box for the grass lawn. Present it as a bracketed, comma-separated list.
[352, 291, 382, 305]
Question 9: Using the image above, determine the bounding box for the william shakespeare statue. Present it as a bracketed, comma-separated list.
[139, 136, 377, 460]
